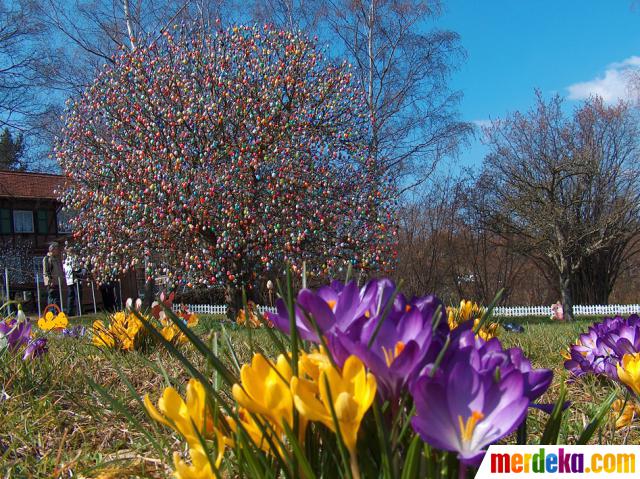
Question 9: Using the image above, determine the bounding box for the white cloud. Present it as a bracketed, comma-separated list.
[472, 119, 493, 129]
[567, 56, 640, 103]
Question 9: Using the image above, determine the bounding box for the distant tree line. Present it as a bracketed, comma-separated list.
[395, 93, 640, 319]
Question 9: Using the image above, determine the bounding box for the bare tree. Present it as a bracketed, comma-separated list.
[395, 173, 530, 304]
[609, 242, 640, 303]
[451, 185, 529, 304]
[395, 178, 458, 298]
[251, 0, 326, 32]
[0, 0, 48, 131]
[251, 0, 472, 195]
[35, 0, 236, 93]
[476, 93, 640, 319]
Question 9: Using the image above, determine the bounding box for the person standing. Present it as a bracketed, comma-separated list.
[43, 242, 64, 308]
[64, 249, 85, 315]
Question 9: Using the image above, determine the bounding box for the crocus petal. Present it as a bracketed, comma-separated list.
[159, 387, 197, 440]
[410, 378, 461, 452]
[525, 369, 553, 400]
[297, 289, 336, 332]
[144, 394, 174, 429]
[173, 445, 215, 479]
[331, 280, 361, 328]
[291, 376, 332, 426]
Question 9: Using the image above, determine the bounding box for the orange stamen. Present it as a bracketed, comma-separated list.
[382, 341, 406, 367]
[458, 410, 485, 442]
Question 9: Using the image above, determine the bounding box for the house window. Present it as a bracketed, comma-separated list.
[13, 210, 33, 233]
[37, 210, 50, 234]
[56, 209, 73, 233]
[0, 209, 10, 234]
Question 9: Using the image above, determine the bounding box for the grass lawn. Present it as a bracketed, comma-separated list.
[0, 313, 635, 478]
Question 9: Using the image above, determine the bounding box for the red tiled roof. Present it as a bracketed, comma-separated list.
[0, 170, 66, 200]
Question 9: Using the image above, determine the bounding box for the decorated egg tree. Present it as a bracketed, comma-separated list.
[56, 24, 396, 312]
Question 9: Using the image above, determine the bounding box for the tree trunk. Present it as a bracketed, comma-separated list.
[143, 276, 155, 311]
[225, 283, 243, 321]
[560, 273, 574, 321]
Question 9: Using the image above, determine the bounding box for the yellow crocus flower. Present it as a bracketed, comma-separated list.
[162, 324, 187, 344]
[92, 311, 148, 351]
[185, 312, 199, 327]
[299, 349, 332, 385]
[173, 443, 216, 479]
[617, 353, 640, 396]
[611, 399, 639, 429]
[92, 320, 115, 348]
[232, 353, 294, 429]
[474, 318, 500, 341]
[460, 300, 473, 321]
[447, 300, 497, 340]
[291, 354, 376, 457]
[145, 379, 207, 442]
[145, 379, 225, 470]
[447, 309, 457, 330]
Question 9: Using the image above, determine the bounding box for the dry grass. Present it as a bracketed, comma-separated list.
[0, 315, 271, 478]
[1, 338, 187, 477]
[0, 314, 636, 478]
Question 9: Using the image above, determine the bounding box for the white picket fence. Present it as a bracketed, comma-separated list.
[172, 304, 277, 316]
[494, 304, 640, 317]
[493, 306, 552, 317]
[173, 302, 640, 318]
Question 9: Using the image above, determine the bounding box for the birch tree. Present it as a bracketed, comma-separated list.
[252, 0, 472, 195]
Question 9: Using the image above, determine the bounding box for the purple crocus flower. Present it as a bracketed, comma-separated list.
[268, 280, 361, 343]
[441, 323, 553, 404]
[336, 294, 447, 400]
[505, 347, 553, 401]
[0, 319, 31, 351]
[268, 278, 401, 344]
[268, 278, 398, 353]
[268, 278, 449, 399]
[564, 328, 620, 378]
[23, 338, 48, 360]
[410, 323, 545, 461]
[564, 315, 640, 380]
[600, 316, 640, 359]
[410, 357, 529, 465]
[62, 325, 87, 338]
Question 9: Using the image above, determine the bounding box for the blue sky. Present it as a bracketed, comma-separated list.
[439, 0, 640, 169]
